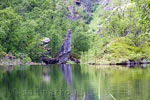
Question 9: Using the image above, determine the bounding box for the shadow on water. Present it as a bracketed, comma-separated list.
[1, 64, 150, 100]
[121, 64, 147, 69]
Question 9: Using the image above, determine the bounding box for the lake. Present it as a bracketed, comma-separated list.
[0, 64, 150, 100]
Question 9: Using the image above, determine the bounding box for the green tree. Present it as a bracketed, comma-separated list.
[132, 0, 150, 32]
[0, 7, 21, 53]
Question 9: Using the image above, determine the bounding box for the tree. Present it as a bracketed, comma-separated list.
[0, 7, 21, 54]
[132, 0, 150, 32]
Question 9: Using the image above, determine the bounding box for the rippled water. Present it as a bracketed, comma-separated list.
[0, 64, 150, 100]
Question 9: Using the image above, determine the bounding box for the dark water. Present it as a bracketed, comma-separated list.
[0, 64, 150, 100]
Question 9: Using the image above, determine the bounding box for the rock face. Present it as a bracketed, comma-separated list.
[42, 29, 74, 64]
[68, 6, 76, 17]
[81, 0, 92, 12]
[98, 0, 112, 6]
[80, 0, 112, 12]
[67, 6, 80, 20]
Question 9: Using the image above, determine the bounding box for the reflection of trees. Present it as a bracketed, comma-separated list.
[80, 65, 150, 100]
[0, 65, 43, 100]
[0, 65, 150, 100]
[0, 65, 72, 100]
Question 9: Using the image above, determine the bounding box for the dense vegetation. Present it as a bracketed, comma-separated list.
[0, 0, 91, 62]
[0, 0, 150, 64]
[82, 0, 150, 64]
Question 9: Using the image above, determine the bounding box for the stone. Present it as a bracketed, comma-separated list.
[41, 37, 50, 45]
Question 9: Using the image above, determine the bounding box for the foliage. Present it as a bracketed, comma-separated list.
[132, 0, 150, 32]
[0, 7, 21, 53]
[81, 35, 111, 63]
[131, 0, 150, 46]
[0, 0, 150, 63]
[101, 2, 139, 37]
[0, 0, 91, 62]
[81, 0, 143, 63]
[102, 37, 150, 63]
[0, 45, 5, 57]
[23, 55, 32, 63]
[72, 32, 90, 53]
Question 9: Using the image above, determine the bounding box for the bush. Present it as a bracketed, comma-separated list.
[23, 56, 32, 64]
[101, 37, 150, 63]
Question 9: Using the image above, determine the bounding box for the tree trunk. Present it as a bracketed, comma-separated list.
[42, 29, 79, 64]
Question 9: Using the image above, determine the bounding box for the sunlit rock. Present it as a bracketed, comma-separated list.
[41, 37, 50, 45]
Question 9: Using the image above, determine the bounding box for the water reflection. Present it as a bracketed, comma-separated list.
[59, 64, 72, 87]
[59, 64, 76, 100]
[124, 64, 147, 68]
[43, 66, 51, 83]
[0, 64, 150, 100]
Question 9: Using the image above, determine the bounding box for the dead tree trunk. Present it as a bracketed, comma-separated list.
[42, 29, 78, 64]
[57, 29, 72, 64]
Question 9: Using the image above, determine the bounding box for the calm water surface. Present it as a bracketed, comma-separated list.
[0, 64, 150, 100]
